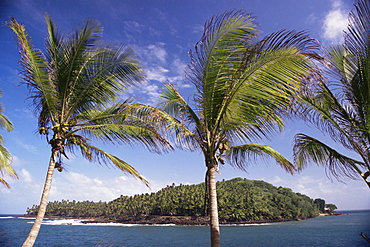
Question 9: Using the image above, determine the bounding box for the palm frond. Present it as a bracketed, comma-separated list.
[221, 30, 319, 143]
[326, 43, 370, 142]
[159, 84, 201, 149]
[159, 84, 200, 126]
[69, 102, 171, 153]
[66, 45, 142, 116]
[258, 29, 322, 58]
[0, 177, 11, 189]
[236, 40, 315, 109]
[0, 91, 17, 188]
[299, 75, 370, 162]
[345, 0, 370, 60]
[0, 90, 14, 132]
[0, 144, 18, 188]
[293, 0, 370, 188]
[342, 0, 370, 136]
[187, 10, 258, 129]
[43, 15, 143, 124]
[227, 144, 296, 174]
[75, 141, 149, 187]
[45, 14, 63, 64]
[46, 15, 103, 123]
[293, 133, 367, 181]
[0, 113, 13, 133]
[7, 18, 57, 125]
[122, 103, 194, 145]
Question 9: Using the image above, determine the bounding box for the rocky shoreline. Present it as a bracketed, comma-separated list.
[20, 214, 337, 226]
[76, 215, 321, 225]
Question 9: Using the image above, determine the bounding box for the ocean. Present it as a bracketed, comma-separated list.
[1, 210, 369, 246]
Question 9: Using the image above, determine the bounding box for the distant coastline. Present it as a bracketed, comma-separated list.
[18, 213, 337, 226]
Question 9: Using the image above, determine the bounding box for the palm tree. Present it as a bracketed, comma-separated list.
[293, 0, 370, 189]
[158, 10, 320, 247]
[8, 15, 171, 247]
[0, 90, 17, 188]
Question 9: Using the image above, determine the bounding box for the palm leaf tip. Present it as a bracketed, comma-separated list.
[80, 144, 150, 188]
[0, 178, 11, 189]
[0, 166, 18, 189]
[112, 155, 150, 188]
[228, 144, 296, 174]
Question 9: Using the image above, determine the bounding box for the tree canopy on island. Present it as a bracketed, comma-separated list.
[26, 178, 329, 222]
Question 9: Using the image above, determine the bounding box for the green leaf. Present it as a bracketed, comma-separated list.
[228, 144, 296, 174]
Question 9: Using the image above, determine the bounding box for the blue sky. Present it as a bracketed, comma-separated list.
[1, 0, 369, 214]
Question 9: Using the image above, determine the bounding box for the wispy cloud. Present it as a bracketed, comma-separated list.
[322, 0, 349, 43]
[48, 172, 167, 202]
[11, 155, 29, 167]
[306, 13, 318, 25]
[192, 24, 204, 35]
[17, 168, 41, 192]
[145, 65, 169, 82]
[0, 168, 42, 213]
[17, 0, 45, 30]
[1, 168, 174, 213]
[15, 138, 38, 154]
[130, 43, 191, 104]
[149, 27, 162, 36]
[20, 168, 34, 183]
[123, 21, 144, 33]
[145, 43, 168, 63]
[137, 82, 161, 105]
[169, 57, 191, 88]
[14, 108, 34, 119]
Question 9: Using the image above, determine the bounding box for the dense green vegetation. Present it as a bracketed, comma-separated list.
[26, 178, 323, 222]
[313, 198, 338, 214]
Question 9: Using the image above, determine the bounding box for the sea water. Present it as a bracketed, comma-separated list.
[0, 210, 369, 246]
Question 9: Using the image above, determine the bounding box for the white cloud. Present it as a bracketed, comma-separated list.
[48, 172, 166, 203]
[168, 57, 191, 88]
[20, 168, 34, 183]
[140, 83, 160, 102]
[298, 176, 322, 184]
[131, 43, 191, 103]
[147, 43, 167, 63]
[11, 156, 25, 167]
[172, 57, 186, 74]
[264, 174, 369, 210]
[144, 66, 169, 82]
[268, 175, 283, 184]
[322, 0, 349, 43]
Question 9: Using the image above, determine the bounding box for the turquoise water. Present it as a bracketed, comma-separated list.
[1, 210, 369, 246]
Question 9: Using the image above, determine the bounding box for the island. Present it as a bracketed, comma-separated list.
[23, 178, 336, 225]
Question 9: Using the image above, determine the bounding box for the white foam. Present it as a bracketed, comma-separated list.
[22, 219, 193, 227]
[42, 219, 82, 225]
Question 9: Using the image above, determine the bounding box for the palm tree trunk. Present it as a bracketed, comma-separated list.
[22, 149, 58, 247]
[208, 166, 220, 247]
